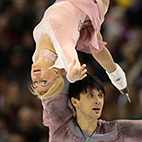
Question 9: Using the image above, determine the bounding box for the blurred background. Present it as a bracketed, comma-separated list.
[0, 0, 142, 141]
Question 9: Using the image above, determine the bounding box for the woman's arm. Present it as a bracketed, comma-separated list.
[67, 59, 87, 83]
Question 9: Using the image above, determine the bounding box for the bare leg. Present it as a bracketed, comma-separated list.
[92, 33, 129, 98]
[92, 46, 116, 73]
[92, 32, 116, 73]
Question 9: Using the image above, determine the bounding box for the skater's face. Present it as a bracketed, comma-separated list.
[31, 61, 60, 94]
[71, 88, 104, 120]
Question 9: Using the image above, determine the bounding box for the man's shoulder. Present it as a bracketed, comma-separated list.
[97, 119, 118, 133]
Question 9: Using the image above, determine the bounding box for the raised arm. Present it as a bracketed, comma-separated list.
[41, 94, 73, 137]
[118, 120, 142, 141]
[66, 59, 87, 83]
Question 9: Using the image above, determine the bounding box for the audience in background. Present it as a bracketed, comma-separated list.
[0, 0, 142, 141]
[8, 132, 26, 142]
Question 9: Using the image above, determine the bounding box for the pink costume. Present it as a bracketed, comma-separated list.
[32, 0, 107, 73]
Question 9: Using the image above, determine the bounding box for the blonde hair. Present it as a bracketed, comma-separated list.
[29, 75, 64, 99]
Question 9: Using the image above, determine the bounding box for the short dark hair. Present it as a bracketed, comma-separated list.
[68, 74, 105, 101]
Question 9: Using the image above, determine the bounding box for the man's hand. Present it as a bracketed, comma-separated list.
[67, 59, 87, 83]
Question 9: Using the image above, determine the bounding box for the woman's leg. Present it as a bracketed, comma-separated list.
[93, 47, 129, 96]
[92, 32, 116, 73]
[92, 33, 129, 96]
[92, 46, 116, 73]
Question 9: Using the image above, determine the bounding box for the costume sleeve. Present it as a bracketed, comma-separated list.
[41, 94, 73, 134]
[49, 15, 81, 73]
[117, 120, 142, 141]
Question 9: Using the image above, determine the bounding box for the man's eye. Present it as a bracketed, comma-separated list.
[98, 93, 103, 98]
[88, 94, 93, 97]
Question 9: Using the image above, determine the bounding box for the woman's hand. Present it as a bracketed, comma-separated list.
[67, 59, 87, 83]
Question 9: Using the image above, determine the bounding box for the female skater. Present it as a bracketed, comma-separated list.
[30, 0, 129, 100]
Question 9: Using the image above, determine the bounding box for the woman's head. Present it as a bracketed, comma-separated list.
[30, 58, 64, 98]
[30, 74, 64, 99]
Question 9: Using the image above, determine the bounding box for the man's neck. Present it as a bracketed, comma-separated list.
[76, 115, 98, 133]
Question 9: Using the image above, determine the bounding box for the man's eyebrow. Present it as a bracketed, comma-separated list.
[98, 91, 104, 96]
[91, 90, 103, 94]
[97, 90, 103, 94]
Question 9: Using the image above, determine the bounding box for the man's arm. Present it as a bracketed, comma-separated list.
[41, 94, 73, 133]
[118, 120, 142, 141]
